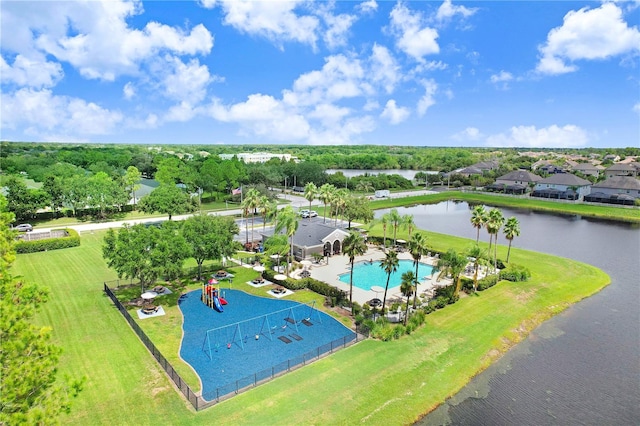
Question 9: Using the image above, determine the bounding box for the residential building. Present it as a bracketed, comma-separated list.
[532, 174, 591, 200]
[219, 152, 297, 163]
[261, 220, 350, 261]
[572, 163, 602, 178]
[585, 176, 640, 205]
[604, 163, 637, 178]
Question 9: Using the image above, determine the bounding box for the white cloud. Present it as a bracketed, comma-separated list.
[370, 44, 401, 94]
[486, 125, 589, 148]
[213, 0, 319, 48]
[2, 0, 213, 82]
[435, 0, 477, 23]
[389, 3, 439, 62]
[452, 127, 483, 141]
[1, 88, 123, 139]
[0, 54, 63, 88]
[357, 0, 378, 14]
[318, 7, 357, 49]
[537, 3, 640, 75]
[123, 82, 136, 100]
[490, 70, 514, 89]
[633, 102, 640, 115]
[417, 79, 438, 116]
[160, 56, 211, 104]
[380, 99, 410, 124]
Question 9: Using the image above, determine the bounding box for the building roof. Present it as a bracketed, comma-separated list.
[592, 176, 640, 191]
[497, 170, 542, 183]
[537, 173, 591, 186]
[291, 221, 350, 248]
[572, 163, 599, 171]
[606, 163, 635, 171]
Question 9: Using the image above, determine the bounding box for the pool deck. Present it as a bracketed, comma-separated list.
[299, 244, 455, 306]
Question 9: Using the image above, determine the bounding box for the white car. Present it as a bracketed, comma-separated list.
[301, 211, 318, 218]
[14, 223, 33, 232]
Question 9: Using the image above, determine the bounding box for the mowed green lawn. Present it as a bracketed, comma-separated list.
[13, 229, 609, 425]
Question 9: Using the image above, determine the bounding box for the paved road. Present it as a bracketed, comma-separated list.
[32, 189, 437, 234]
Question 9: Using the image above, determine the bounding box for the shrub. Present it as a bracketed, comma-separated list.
[434, 296, 448, 309]
[477, 275, 499, 291]
[499, 264, 531, 282]
[351, 301, 362, 316]
[15, 229, 80, 254]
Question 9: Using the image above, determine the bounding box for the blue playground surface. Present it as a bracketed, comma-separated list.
[179, 289, 356, 401]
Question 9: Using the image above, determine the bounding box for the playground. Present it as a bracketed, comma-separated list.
[179, 289, 356, 401]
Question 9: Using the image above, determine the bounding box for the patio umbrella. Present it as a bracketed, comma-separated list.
[370, 285, 384, 297]
[300, 260, 312, 269]
[368, 298, 382, 308]
[274, 274, 287, 281]
[141, 291, 158, 300]
[208, 278, 218, 285]
[253, 265, 266, 272]
[396, 239, 406, 244]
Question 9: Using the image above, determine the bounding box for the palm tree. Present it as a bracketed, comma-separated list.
[487, 208, 505, 273]
[409, 232, 428, 308]
[258, 195, 270, 230]
[503, 216, 521, 263]
[334, 188, 349, 227]
[466, 244, 488, 292]
[389, 208, 402, 246]
[402, 214, 416, 241]
[274, 206, 299, 277]
[243, 188, 261, 246]
[436, 249, 468, 299]
[400, 271, 416, 325]
[470, 205, 487, 244]
[355, 180, 374, 193]
[319, 183, 335, 223]
[375, 212, 392, 251]
[342, 232, 367, 309]
[379, 249, 399, 313]
[303, 182, 317, 221]
[266, 199, 279, 230]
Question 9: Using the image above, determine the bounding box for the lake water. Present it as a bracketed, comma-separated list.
[376, 202, 640, 425]
[327, 169, 438, 180]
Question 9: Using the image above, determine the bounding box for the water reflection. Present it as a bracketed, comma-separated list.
[373, 202, 640, 425]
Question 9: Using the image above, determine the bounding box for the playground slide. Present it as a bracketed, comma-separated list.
[213, 296, 224, 312]
[219, 297, 228, 305]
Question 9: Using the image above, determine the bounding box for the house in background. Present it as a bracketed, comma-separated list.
[532, 174, 591, 200]
[572, 163, 603, 178]
[487, 170, 542, 194]
[585, 176, 640, 206]
[605, 163, 637, 178]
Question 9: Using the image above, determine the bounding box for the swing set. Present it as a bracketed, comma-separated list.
[201, 301, 322, 360]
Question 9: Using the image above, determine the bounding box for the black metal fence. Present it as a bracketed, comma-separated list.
[103, 281, 363, 410]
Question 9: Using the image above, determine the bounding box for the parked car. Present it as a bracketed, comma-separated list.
[301, 211, 318, 218]
[298, 209, 310, 217]
[14, 223, 33, 232]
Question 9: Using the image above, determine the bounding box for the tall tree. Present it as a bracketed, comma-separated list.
[379, 249, 399, 313]
[409, 232, 428, 308]
[487, 208, 505, 273]
[303, 182, 318, 221]
[470, 205, 487, 244]
[274, 206, 299, 277]
[436, 249, 468, 299]
[503, 216, 521, 263]
[241, 188, 261, 245]
[103, 223, 190, 293]
[138, 184, 196, 220]
[4, 177, 46, 222]
[343, 196, 374, 229]
[342, 231, 367, 309]
[402, 214, 416, 241]
[0, 196, 83, 424]
[124, 166, 142, 209]
[389, 208, 402, 246]
[466, 244, 489, 292]
[400, 271, 416, 325]
[42, 175, 65, 218]
[318, 183, 335, 223]
[182, 215, 239, 280]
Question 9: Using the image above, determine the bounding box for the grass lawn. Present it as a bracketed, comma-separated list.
[13, 227, 609, 425]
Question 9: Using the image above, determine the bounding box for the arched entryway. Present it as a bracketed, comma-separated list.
[332, 240, 341, 255]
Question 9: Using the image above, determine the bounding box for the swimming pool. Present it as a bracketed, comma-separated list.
[338, 259, 434, 291]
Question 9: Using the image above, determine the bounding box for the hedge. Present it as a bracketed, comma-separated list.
[499, 264, 531, 282]
[15, 228, 80, 254]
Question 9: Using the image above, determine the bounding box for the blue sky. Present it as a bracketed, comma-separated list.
[1, 0, 638, 148]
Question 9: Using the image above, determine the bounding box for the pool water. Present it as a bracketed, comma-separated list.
[339, 259, 434, 291]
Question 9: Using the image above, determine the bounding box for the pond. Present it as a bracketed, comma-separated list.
[375, 202, 640, 424]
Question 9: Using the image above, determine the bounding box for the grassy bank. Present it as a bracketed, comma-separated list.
[371, 191, 640, 223]
[14, 225, 609, 424]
